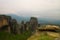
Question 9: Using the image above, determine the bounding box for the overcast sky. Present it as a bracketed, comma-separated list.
[0, 0, 60, 20]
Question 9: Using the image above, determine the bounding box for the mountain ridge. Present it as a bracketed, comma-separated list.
[6, 14, 60, 25]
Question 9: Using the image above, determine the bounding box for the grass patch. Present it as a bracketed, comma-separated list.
[38, 33, 55, 40]
[0, 31, 31, 40]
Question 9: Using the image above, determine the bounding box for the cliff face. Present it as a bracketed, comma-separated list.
[0, 15, 9, 28]
[0, 15, 12, 32]
[29, 17, 38, 32]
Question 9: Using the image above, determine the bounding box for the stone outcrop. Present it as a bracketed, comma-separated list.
[30, 17, 38, 32]
[11, 19, 18, 34]
[0, 15, 12, 33]
[0, 15, 18, 34]
[0, 15, 39, 34]
[20, 21, 25, 33]
[38, 25, 60, 32]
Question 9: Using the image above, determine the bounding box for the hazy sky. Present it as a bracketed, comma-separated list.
[0, 0, 60, 20]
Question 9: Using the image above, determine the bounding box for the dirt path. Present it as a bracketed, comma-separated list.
[27, 32, 40, 40]
[27, 31, 60, 40]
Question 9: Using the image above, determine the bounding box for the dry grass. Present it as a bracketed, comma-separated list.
[27, 32, 56, 40]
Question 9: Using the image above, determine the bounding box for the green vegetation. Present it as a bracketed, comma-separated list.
[0, 31, 57, 40]
[27, 32, 55, 40]
[38, 33, 55, 40]
[0, 31, 31, 40]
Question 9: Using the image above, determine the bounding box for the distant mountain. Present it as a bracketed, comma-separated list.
[7, 14, 30, 23]
[38, 18, 60, 25]
[7, 14, 60, 25]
